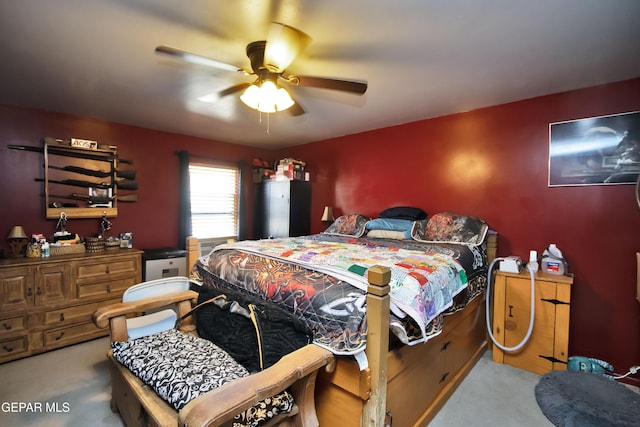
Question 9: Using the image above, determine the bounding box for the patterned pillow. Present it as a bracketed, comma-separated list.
[412, 212, 488, 246]
[323, 214, 370, 237]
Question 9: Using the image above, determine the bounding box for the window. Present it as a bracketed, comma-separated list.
[189, 163, 239, 239]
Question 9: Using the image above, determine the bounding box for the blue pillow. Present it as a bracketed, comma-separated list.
[366, 218, 414, 239]
[365, 218, 414, 232]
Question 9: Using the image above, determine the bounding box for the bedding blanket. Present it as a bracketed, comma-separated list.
[195, 235, 483, 355]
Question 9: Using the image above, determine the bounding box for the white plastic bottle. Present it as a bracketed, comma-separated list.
[548, 243, 563, 258]
[541, 243, 565, 275]
[41, 240, 50, 258]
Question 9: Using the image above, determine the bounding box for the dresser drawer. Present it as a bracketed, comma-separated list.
[0, 249, 141, 362]
[76, 277, 136, 301]
[43, 322, 107, 350]
[0, 315, 27, 336]
[43, 298, 121, 327]
[0, 335, 29, 361]
[76, 257, 139, 282]
[386, 298, 486, 427]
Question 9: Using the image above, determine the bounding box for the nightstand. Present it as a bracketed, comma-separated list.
[491, 270, 573, 375]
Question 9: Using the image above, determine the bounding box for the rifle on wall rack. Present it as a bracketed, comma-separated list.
[8, 143, 134, 165]
[47, 164, 136, 180]
[48, 193, 138, 203]
[35, 178, 139, 190]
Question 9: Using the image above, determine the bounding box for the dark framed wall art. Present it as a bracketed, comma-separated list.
[548, 111, 640, 186]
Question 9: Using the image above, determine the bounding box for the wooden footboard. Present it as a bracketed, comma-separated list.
[315, 294, 487, 426]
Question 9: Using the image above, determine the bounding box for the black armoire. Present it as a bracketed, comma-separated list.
[256, 180, 311, 238]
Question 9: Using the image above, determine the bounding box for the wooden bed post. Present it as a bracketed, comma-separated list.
[363, 265, 391, 427]
[486, 233, 498, 264]
[186, 236, 200, 276]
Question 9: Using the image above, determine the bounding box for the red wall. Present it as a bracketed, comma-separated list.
[2, 79, 639, 383]
[282, 78, 640, 383]
[0, 106, 272, 251]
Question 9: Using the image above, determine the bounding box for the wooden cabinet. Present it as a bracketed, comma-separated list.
[258, 180, 311, 238]
[0, 249, 141, 363]
[491, 270, 573, 375]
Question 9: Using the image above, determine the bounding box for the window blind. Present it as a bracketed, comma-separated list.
[189, 164, 239, 239]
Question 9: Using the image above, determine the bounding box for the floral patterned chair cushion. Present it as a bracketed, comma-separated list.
[111, 329, 294, 426]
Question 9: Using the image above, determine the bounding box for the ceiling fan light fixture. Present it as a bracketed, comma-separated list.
[274, 87, 294, 111]
[240, 84, 261, 109]
[240, 80, 294, 113]
[264, 23, 311, 72]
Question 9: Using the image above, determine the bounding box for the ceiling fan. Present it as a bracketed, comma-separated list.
[155, 22, 368, 116]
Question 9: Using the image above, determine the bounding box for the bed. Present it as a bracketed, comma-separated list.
[187, 211, 498, 426]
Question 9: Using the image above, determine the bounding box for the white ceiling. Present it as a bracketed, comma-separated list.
[1, 1, 639, 149]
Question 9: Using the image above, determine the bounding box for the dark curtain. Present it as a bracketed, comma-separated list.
[177, 150, 191, 250]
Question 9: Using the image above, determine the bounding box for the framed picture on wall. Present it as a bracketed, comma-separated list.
[88, 187, 113, 207]
[548, 111, 640, 186]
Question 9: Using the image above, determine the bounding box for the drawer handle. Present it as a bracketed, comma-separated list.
[106, 285, 111, 293]
[59, 313, 65, 322]
[439, 371, 450, 384]
[105, 266, 110, 274]
[55, 332, 65, 341]
[3, 323, 12, 331]
[3, 345, 13, 353]
[440, 340, 451, 351]
[27, 288, 33, 297]
[36, 287, 42, 296]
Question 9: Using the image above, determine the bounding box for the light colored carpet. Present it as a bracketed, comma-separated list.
[429, 351, 553, 427]
[0, 337, 578, 426]
[0, 337, 123, 427]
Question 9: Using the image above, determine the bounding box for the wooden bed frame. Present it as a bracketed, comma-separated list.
[186, 233, 498, 427]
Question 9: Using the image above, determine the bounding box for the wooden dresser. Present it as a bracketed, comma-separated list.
[0, 248, 142, 363]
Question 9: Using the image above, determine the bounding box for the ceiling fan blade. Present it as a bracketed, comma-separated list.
[287, 75, 368, 95]
[218, 82, 252, 98]
[155, 45, 243, 73]
[264, 23, 312, 73]
[288, 99, 305, 116]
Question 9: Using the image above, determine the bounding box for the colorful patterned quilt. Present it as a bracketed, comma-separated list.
[193, 234, 487, 355]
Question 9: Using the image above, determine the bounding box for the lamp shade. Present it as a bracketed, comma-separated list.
[240, 81, 294, 113]
[8, 225, 28, 239]
[321, 206, 335, 222]
[264, 23, 312, 72]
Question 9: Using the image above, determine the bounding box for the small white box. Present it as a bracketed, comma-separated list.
[499, 257, 522, 273]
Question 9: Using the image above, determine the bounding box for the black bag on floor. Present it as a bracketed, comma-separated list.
[179, 286, 312, 373]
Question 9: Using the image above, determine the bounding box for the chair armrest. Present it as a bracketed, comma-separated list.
[92, 290, 198, 329]
[179, 344, 335, 427]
